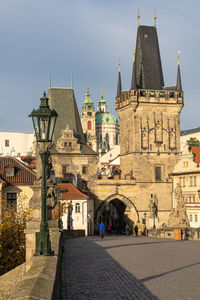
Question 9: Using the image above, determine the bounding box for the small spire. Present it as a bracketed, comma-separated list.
[176, 50, 182, 92]
[153, 9, 157, 27]
[116, 60, 122, 98]
[49, 72, 51, 88]
[131, 49, 137, 90]
[118, 58, 121, 72]
[177, 50, 181, 65]
[101, 87, 103, 97]
[71, 73, 74, 89]
[137, 8, 140, 25]
[86, 83, 90, 97]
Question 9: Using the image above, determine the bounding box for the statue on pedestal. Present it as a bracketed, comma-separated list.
[167, 183, 189, 227]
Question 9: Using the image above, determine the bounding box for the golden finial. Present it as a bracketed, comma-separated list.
[118, 58, 121, 72]
[137, 8, 140, 25]
[101, 88, 103, 97]
[153, 9, 157, 26]
[177, 50, 181, 65]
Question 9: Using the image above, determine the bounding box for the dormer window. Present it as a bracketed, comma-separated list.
[6, 167, 14, 176]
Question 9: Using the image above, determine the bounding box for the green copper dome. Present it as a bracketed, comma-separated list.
[82, 87, 94, 110]
[96, 112, 118, 125]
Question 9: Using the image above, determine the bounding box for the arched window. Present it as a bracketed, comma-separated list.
[75, 203, 80, 213]
[106, 133, 109, 144]
[88, 121, 92, 130]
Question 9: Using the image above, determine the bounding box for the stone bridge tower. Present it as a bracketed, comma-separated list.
[116, 24, 183, 183]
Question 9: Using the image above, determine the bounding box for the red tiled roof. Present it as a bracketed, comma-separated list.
[189, 146, 200, 164]
[57, 183, 89, 200]
[21, 156, 36, 167]
[0, 157, 36, 185]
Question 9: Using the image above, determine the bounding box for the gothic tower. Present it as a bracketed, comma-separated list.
[81, 86, 97, 151]
[116, 24, 183, 184]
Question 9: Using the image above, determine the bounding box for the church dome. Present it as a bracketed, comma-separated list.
[96, 112, 118, 125]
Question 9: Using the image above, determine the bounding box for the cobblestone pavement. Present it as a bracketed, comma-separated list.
[61, 236, 200, 300]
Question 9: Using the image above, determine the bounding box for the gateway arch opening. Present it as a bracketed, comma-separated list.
[96, 198, 133, 234]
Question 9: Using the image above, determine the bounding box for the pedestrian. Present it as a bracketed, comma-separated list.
[125, 223, 130, 236]
[134, 225, 138, 237]
[98, 222, 105, 238]
[107, 225, 111, 235]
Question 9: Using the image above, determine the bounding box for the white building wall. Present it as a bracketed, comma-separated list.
[0, 132, 34, 156]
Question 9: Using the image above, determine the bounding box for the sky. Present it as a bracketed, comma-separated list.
[0, 0, 199, 133]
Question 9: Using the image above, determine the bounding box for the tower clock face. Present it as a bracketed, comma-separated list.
[87, 112, 92, 116]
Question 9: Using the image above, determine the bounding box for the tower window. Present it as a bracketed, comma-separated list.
[87, 112, 92, 116]
[75, 203, 80, 213]
[88, 121, 92, 130]
[82, 166, 87, 174]
[5, 140, 9, 147]
[155, 166, 161, 181]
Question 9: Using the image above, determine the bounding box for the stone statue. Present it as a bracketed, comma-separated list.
[149, 195, 158, 218]
[167, 184, 189, 227]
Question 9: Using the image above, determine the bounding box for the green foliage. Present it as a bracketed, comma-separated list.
[0, 203, 31, 276]
[186, 137, 200, 147]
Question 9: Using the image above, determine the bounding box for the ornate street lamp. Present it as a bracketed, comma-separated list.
[29, 91, 58, 255]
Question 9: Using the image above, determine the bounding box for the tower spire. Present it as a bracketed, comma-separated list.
[137, 8, 140, 26]
[71, 72, 74, 89]
[49, 72, 51, 88]
[153, 9, 157, 27]
[116, 59, 122, 98]
[176, 50, 182, 92]
[131, 49, 137, 90]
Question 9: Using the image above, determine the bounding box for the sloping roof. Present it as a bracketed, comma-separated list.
[134, 25, 164, 90]
[189, 147, 200, 164]
[0, 157, 36, 185]
[48, 88, 86, 145]
[109, 156, 120, 166]
[57, 183, 89, 200]
[181, 127, 200, 136]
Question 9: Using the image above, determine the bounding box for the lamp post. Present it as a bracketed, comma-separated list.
[29, 91, 58, 255]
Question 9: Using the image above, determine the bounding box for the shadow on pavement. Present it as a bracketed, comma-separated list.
[141, 261, 200, 282]
[61, 237, 159, 300]
[103, 240, 180, 250]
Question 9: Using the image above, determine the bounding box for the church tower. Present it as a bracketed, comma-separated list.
[81, 85, 97, 151]
[116, 22, 183, 183]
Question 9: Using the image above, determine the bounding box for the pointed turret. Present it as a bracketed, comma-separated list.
[82, 85, 94, 111]
[116, 60, 122, 97]
[131, 50, 137, 90]
[176, 51, 182, 92]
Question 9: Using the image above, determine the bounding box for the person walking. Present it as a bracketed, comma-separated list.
[98, 222, 105, 238]
[107, 225, 111, 235]
[134, 225, 138, 237]
[125, 223, 130, 236]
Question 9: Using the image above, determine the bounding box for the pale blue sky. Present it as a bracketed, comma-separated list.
[0, 0, 199, 132]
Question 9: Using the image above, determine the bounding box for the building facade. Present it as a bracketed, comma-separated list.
[0, 132, 34, 156]
[171, 146, 200, 228]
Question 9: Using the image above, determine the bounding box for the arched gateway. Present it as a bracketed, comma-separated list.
[95, 194, 139, 234]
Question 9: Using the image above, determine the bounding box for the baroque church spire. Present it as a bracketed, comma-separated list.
[176, 51, 183, 92]
[116, 60, 122, 97]
[82, 84, 94, 110]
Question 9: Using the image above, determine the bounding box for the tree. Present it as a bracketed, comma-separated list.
[186, 137, 200, 147]
[0, 202, 31, 276]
